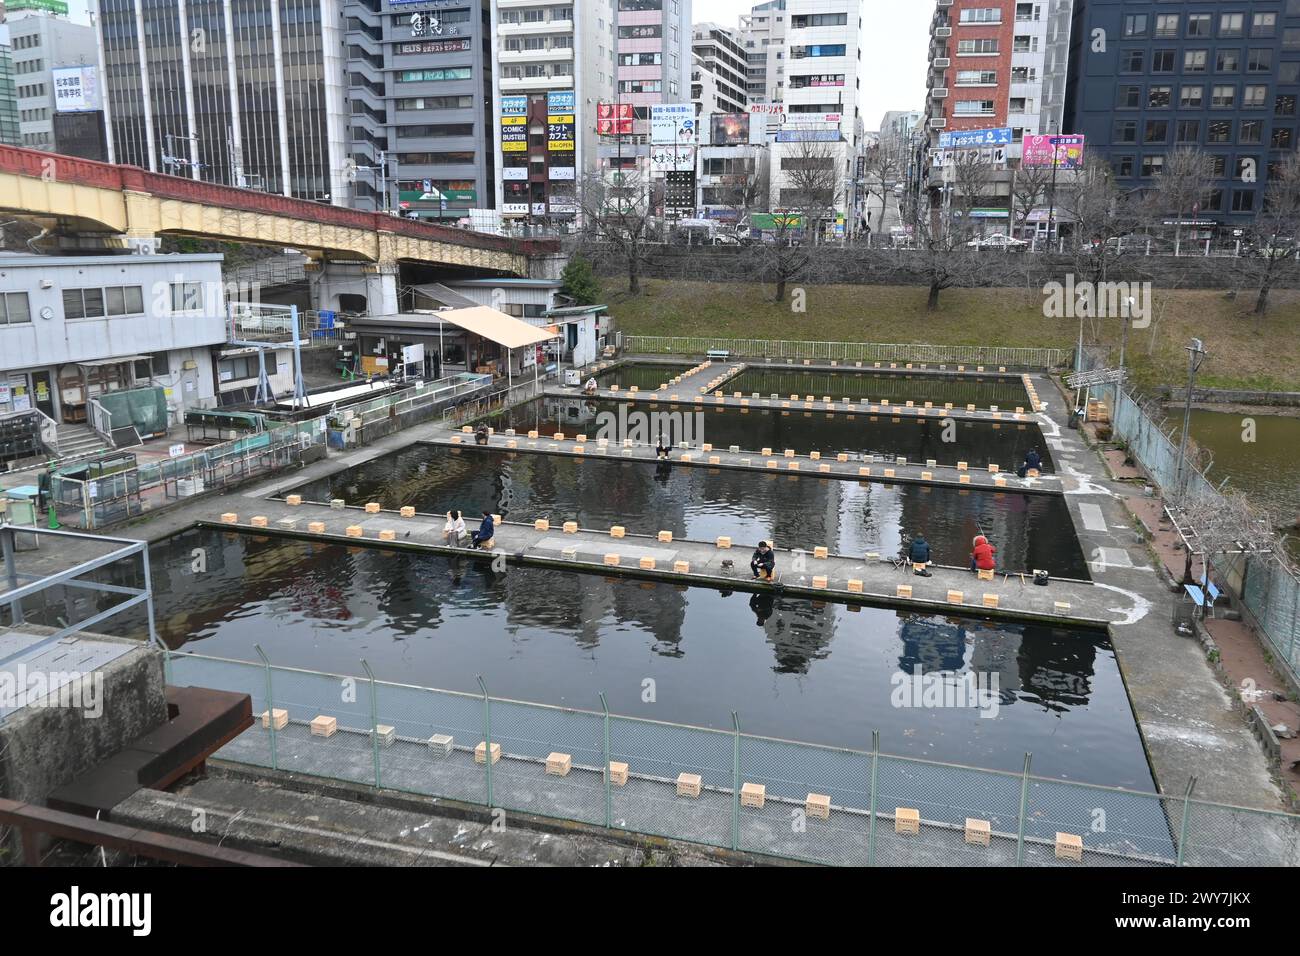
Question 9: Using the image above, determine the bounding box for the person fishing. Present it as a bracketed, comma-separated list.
[1018, 447, 1042, 478]
[970, 534, 997, 573]
[584, 376, 598, 395]
[471, 510, 495, 549]
[655, 432, 670, 460]
[908, 534, 933, 576]
[750, 541, 776, 581]
[443, 509, 466, 547]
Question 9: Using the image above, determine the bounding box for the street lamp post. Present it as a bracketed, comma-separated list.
[1174, 338, 1208, 501]
[1045, 133, 1061, 252]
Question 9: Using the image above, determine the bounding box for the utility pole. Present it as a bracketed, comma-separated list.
[1045, 132, 1060, 251]
[1174, 338, 1208, 500]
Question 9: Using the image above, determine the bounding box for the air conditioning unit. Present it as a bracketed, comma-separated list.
[182, 359, 198, 370]
[935, 27, 952, 38]
[932, 57, 951, 69]
[929, 117, 948, 129]
[931, 88, 949, 99]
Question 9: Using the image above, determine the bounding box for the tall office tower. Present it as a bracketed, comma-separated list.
[0, 46, 19, 147]
[7, 1, 97, 150]
[94, 0, 350, 203]
[489, 0, 616, 223]
[738, 0, 787, 105]
[1064, 0, 1299, 230]
[345, 0, 495, 220]
[690, 22, 748, 114]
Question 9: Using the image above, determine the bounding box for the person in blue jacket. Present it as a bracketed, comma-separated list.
[908, 534, 932, 576]
[1018, 447, 1042, 478]
[471, 510, 495, 548]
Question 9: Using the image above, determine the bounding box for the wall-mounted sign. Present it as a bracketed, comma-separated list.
[52, 66, 100, 113]
[710, 114, 750, 146]
[169, 443, 186, 458]
[547, 91, 576, 152]
[650, 147, 693, 173]
[502, 167, 529, 180]
[775, 129, 840, 143]
[1021, 134, 1087, 170]
[651, 104, 696, 146]
[502, 203, 529, 216]
[938, 127, 1012, 150]
[548, 166, 575, 181]
[597, 102, 633, 135]
[396, 38, 470, 55]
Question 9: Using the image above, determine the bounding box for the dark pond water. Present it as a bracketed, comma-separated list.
[725, 368, 1030, 409]
[103, 528, 1150, 789]
[595, 363, 693, 390]
[486, 397, 1055, 473]
[289, 444, 1087, 578]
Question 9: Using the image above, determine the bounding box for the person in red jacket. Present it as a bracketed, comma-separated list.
[970, 534, 997, 573]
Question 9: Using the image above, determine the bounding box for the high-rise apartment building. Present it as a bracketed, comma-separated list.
[738, 0, 786, 104]
[925, 0, 1074, 157]
[345, 0, 495, 220]
[0, 45, 19, 147]
[781, 0, 864, 148]
[94, 0, 350, 203]
[1063, 0, 1300, 230]
[690, 23, 748, 114]
[489, 0, 616, 222]
[7, 2, 96, 150]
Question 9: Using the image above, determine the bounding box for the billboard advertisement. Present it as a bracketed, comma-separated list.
[500, 95, 528, 153]
[775, 129, 839, 143]
[52, 66, 100, 112]
[650, 146, 694, 173]
[597, 102, 633, 135]
[938, 127, 1012, 150]
[710, 113, 750, 146]
[650, 104, 697, 146]
[1021, 134, 1087, 170]
[547, 90, 575, 152]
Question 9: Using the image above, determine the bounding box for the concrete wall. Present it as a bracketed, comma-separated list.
[1160, 387, 1300, 408]
[0, 635, 167, 864]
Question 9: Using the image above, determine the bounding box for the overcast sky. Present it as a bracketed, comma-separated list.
[694, 0, 932, 131]
[51, 0, 929, 133]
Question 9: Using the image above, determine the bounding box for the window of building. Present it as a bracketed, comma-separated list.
[1210, 154, 1228, 177]
[0, 292, 30, 326]
[1273, 127, 1295, 148]
[1144, 120, 1169, 143]
[958, 8, 1002, 24]
[1243, 85, 1268, 109]
[1141, 155, 1164, 177]
[1184, 50, 1207, 73]
[1207, 120, 1233, 143]
[63, 288, 105, 320]
[1181, 85, 1204, 108]
[171, 282, 203, 312]
[1187, 14, 1211, 38]
[1154, 15, 1179, 38]
[1231, 190, 1255, 212]
[1123, 14, 1148, 38]
[1118, 85, 1141, 109]
[957, 38, 999, 55]
[1211, 85, 1236, 108]
[1278, 94, 1298, 115]
[1248, 49, 1274, 73]
[1176, 120, 1200, 143]
[1114, 120, 1138, 143]
[105, 286, 145, 316]
[218, 356, 259, 383]
[1282, 62, 1300, 84]
[133, 352, 168, 380]
[1220, 13, 1244, 38]
[1252, 13, 1277, 39]
[1148, 86, 1172, 109]
[1240, 120, 1264, 144]
[957, 70, 998, 86]
[1121, 50, 1144, 73]
[1114, 155, 1135, 178]
[1217, 49, 1240, 73]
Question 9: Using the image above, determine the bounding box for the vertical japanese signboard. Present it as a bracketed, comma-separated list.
[547, 90, 575, 152]
[500, 95, 528, 153]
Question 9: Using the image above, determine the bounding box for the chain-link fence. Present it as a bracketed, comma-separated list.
[622, 337, 1071, 370]
[166, 649, 1300, 867]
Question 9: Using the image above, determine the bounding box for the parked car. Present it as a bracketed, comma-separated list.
[966, 233, 1028, 251]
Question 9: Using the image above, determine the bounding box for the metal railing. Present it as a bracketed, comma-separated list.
[442, 371, 557, 425]
[1108, 385, 1300, 684]
[165, 649, 1300, 867]
[87, 398, 113, 446]
[623, 337, 1071, 369]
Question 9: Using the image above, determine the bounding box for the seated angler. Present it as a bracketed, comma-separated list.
[908, 534, 933, 576]
[750, 541, 776, 582]
[1017, 447, 1042, 478]
[471, 510, 496, 549]
[970, 534, 997, 574]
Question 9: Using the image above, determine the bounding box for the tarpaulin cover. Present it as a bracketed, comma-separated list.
[97, 387, 169, 437]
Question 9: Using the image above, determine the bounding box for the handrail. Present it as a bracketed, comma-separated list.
[87, 398, 114, 445]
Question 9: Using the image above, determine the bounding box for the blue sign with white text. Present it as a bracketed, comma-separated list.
[939, 127, 1012, 149]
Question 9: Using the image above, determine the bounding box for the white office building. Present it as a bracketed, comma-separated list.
[489, 0, 617, 222]
[690, 23, 747, 115]
[738, 0, 786, 105]
[5, 3, 96, 150]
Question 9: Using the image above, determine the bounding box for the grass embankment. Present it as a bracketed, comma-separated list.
[600, 280, 1300, 393]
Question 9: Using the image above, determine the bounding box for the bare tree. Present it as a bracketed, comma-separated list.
[1238, 153, 1300, 319]
[1057, 154, 1143, 284]
[1176, 489, 1290, 589]
[775, 138, 843, 245]
[910, 153, 995, 311]
[1009, 164, 1053, 240]
[861, 141, 904, 240]
[1144, 147, 1214, 256]
[755, 211, 812, 304]
[576, 165, 657, 294]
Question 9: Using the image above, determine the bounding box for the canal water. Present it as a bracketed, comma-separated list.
[1179, 409, 1300, 522]
[488, 397, 1053, 472]
[595, 363, 693, 390]
[118, 527, 1152, 790]
[288, 444, 1088, 577]
[724, 368, 1030, 409]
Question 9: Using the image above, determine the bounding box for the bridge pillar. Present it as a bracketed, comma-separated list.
[310, 259, 399, 315]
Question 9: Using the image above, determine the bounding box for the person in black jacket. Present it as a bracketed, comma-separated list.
[471, 510, 495, 548]
[751, 541, 776, 581]
[1017, 447, 1042, 478]
[908, 534, 933, 576]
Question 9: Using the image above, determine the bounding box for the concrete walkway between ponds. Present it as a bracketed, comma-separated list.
[1031, 373, 1285, 811]
[199, 497, 1134, 629]
[430, 430, 1063, 496]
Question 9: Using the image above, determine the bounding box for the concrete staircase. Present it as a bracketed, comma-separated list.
[55, 423, 112, 460]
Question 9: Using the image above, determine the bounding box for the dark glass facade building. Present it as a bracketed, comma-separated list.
[1064, 0, 1300, 232]
[96, 0, 348, 202]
